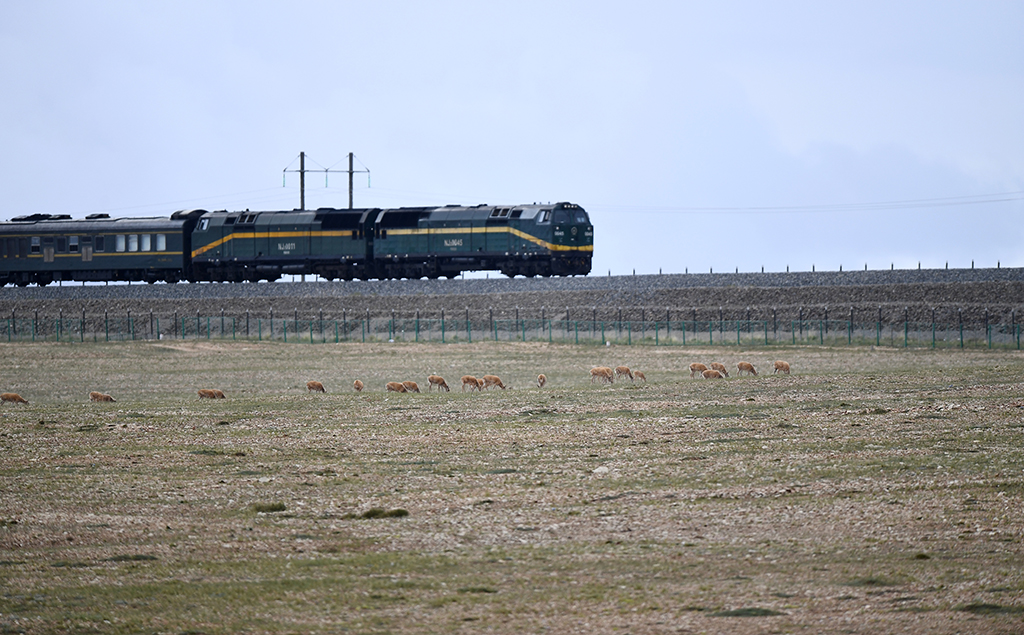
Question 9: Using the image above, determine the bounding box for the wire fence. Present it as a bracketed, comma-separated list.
[2, 315, 1021, 349]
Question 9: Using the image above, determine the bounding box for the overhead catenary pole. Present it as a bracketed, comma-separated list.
[283, 152, 369, 210]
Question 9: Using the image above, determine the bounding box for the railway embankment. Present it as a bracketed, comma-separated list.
[1, 267, 1022, 327]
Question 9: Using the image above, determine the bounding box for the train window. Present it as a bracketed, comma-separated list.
[31, 237, 40, 253]
[128, 235, 139, 252]
[69, 236, 79, 253]
[156, 234, 166, 251]
[198, 219, 210, 231]
[57, 237, 67, 253]
[140, 234, 151, 251]
[116, 235, 126, 252]
[540, 211, 551, 223]
[224, 216, 236, 225]
[574, 211, 588, 223]
[94, 236, 104, 252]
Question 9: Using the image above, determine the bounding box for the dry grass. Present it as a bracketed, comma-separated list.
[1, 340, 1023, 634]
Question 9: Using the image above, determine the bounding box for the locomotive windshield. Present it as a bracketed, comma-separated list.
[573, 210, 589, 223]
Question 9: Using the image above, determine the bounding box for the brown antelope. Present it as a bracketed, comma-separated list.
[427, 375, 450, 392]
[213, 389, 226, 399]
[482, 375, 506, 390]
[702, 369, 725, 379]
[614, 366, 634, 382]
[198, 389, 219, 399]
[402, 381, 421, 393]
[89, 391, 115, 402]
[689, 363, 708, 378]
[1, 393, 28, 404]
[461, 375, 480, 392]
[386, 382, 407, 393]
[633, 371, 646, 383]
[306, 381, 326, 393]
[773, 360, 791, 375]
[709, 362, 729, 377]
[353, 379, 364, 392]
[590, 367, 614, 384]
[737, 362, 757, 376]
[537, 374, 547, 388]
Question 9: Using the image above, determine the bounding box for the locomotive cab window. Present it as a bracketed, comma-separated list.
[539, 211, 551, 223]
[198, 219, 210, 231]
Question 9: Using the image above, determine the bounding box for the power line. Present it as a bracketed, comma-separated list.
[591, 191, 1024, 215]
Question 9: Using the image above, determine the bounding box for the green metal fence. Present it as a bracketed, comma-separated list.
[1, 316, 1020, 349]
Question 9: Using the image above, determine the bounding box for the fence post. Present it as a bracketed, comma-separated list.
[682, 320, 686, 346]
[441, 309, 445, 343]
[82, 309, 86, 342]
[310, 320, 314, 344]
[467, 307, 472, 343]
[904, 307, 908, 348]
[655, 321, 659, 346]
[283, 320, 287, 342]
[221, 309, 225, 338]
[129, 309, 134, 341]
[207, 316, 211, 339]
[258, 318, 262, 341]
[736, 320, 740, 346]
[709, 320, 713, 346]
[575, 321, 579, 345]
[877, 307, 881, 347]
[105, 310, 109, 342]
[958, 308, 963, 349]
[601, 321, 605, 345]
[764, 320, 768, 345]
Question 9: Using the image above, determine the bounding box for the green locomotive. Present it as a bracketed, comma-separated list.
[1, 202, 592, 285]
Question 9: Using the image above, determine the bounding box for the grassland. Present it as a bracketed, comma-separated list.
[1, 341, 1023, 634]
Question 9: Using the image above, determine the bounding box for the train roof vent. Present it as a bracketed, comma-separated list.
[10, 213, 57, 222]
[85, 213, 111, 219]
[50, 214, 72, 220]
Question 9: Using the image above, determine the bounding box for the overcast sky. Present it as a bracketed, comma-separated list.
[2, 1, 1022, 276]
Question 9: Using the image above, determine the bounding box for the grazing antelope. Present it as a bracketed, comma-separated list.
[482, 375, 506, 390]
[353, 379, 364, 392]
[427, 375, 450, 392]
[709, 363, 729, 377]
[306, 381, 326, 393]
[89, 391, 115, 402]
[689, 363, 708, 378]
[590, 366, 614, 384]
[737, 362, 757, 376]
[773, 360, 791, 375]
[213, 389, 226, 399]
[615, 366, 634, 382]
[386, 382, 407, 393]
[461, 375, 480, 392]
[633, 371, 646, 383]
[537, 374, 547, 388]
[402, 381, 421, 393]
[1, 393, 28, 404]
[701, 369, 725, 379]
[198, 389, 219, 399]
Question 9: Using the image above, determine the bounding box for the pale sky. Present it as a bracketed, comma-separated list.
[2, 1, 1022, 276]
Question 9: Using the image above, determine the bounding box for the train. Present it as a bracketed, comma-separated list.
[0, 202, 593, 286]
